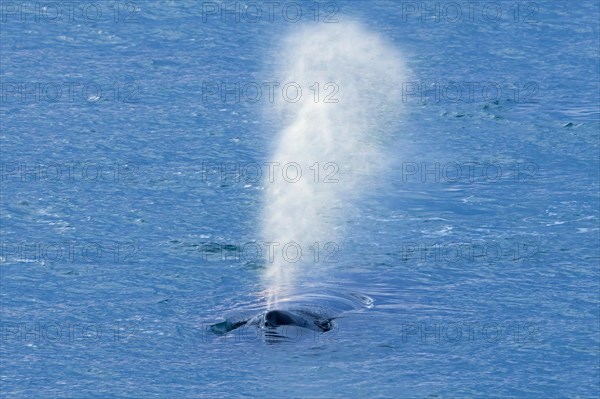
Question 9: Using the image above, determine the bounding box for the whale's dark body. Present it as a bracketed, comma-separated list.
[209, 292, 372, 340]
[265, 310, 298, 327]
[209, 309, 335, 337]
[264, 310, 334, 332]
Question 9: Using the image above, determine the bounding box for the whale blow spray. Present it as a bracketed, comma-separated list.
[261, 22, 406, 308]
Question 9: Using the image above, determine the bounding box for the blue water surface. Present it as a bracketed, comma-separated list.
[1, 1, 599, 397]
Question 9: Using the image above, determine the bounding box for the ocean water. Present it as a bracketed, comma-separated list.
[1, 1, 599, 398]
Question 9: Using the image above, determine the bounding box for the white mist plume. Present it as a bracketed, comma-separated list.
[261, 22, 406, 308]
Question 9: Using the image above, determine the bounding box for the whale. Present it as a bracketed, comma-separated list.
[208, 291, 373, 340]
[209, 308, 335, 337]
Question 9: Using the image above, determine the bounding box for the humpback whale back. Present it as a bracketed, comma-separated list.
[210, 308, 334, 337]
[208, 290, 372, 341]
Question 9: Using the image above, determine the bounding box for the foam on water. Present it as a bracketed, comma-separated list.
[261, 22, 407, 308]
